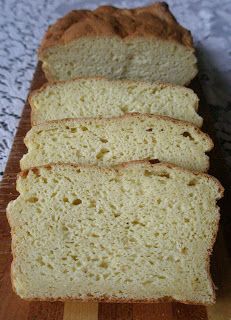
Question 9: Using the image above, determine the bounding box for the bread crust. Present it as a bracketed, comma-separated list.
[29, 76, 200, 125]
[8, 161, 223, 304]
[11, 294, 213, 305]
[38, 3, 194, 59]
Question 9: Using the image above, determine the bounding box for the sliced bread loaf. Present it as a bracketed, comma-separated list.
[39, 3, 197, 85]
[7, 161, 223, 303]
[30, 78, 202, 127]
[20, 114, 212, 172]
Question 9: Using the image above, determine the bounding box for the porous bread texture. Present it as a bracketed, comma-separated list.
[39, 3, 198, 84]
[20, 113, 212, 172]
[7, 161, 224, 303]
[30, 77, 202, 127]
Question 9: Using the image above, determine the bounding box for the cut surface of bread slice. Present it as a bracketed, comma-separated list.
[39, 3, 197, 85]
[7, 161, 223, 303]
[30, 78, 202, 127]
[21, 114, 212, 172]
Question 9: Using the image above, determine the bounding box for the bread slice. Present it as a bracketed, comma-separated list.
[39, 3, 198, 85]
[7, 161, 223, 303]
[29, 78, 202, 127]
[20, 113, 212, 172]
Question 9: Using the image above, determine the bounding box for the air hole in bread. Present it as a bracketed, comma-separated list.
[120, 105, 128, 112]
[109, 177, 120, 183]
[42, 177, 48, 183]
[36, 256, 45, 266]
[132, 220, 146, 227]
[142, 280, 152, 286]
[89, 200, 96, 208]
[188, 179, 197, 186]
[100, 138, 108, 143]
[143, 139, 148, 144]
[146, 128, 153, 132]
[144, 170, 153, 177]
[110, 203, 116, 210]
[72, 198, 82, 205]
[32, 168, 41, 176]
[182, 131, 194, 141]
[91, 233, 99, 238]
[148, 159, 160, 165]
[96, 148, 110, 159]
[181, 247, 188, 254]
[61, 224, 68, 232]
[70, 255, 78, 261]
[144, 170, 169, 178]
[26, 231, 32, 237]
[99, 261, 108, 269]
[27, 197, 38, 203]
[80, 125, 88, 131]
[159, 172, 170, 178]
[71, 128, 77, 133]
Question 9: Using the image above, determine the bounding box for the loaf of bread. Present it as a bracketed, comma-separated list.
[7, 161, 223, 303]
[20, 113, 212, 172]
[30, 77, 202, 127]
[39, 3, 198, 85]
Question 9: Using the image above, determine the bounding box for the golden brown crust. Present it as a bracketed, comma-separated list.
[39, 2, 194, 57]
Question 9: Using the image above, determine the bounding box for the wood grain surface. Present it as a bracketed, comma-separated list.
[0, 63, 230, 320]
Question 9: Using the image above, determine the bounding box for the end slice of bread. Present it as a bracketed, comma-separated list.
[20, 113, 213, 172]
[38, 3, 197, 85]
[7, 161, 223, 303]
[29, 78, 202, 127]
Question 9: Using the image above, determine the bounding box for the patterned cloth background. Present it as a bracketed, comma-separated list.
[0, 0, 231, 178]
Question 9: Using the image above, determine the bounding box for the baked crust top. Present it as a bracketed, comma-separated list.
[39, 2, 194, 55]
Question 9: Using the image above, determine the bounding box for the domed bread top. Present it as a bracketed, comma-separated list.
[39, 2, 193, 55]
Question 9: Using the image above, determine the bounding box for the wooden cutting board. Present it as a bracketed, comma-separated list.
[0, 63, 231, 320]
